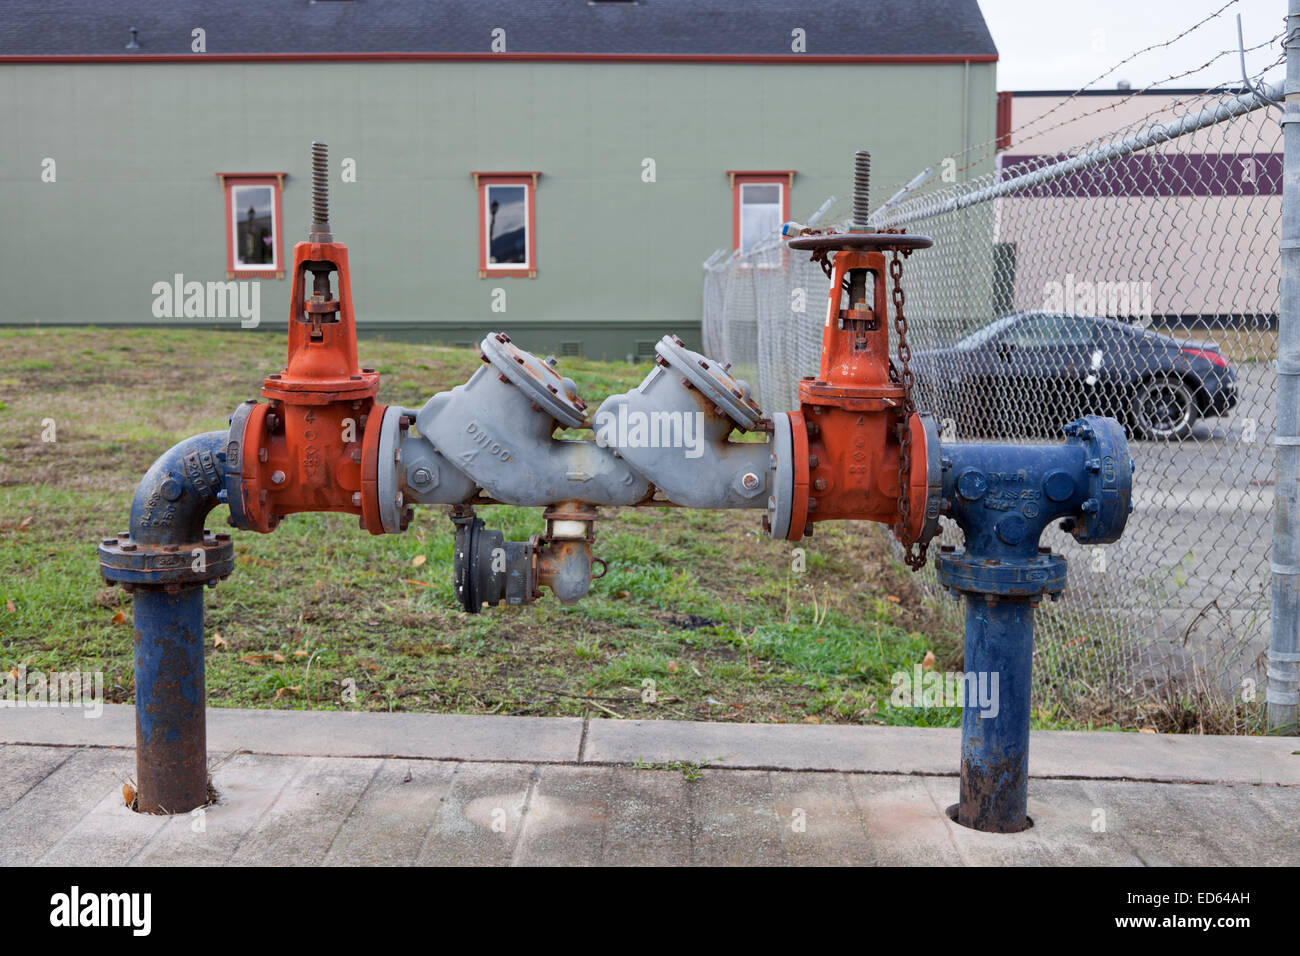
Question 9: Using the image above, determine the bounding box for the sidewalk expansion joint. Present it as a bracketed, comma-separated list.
[5, 741, 1293, 787]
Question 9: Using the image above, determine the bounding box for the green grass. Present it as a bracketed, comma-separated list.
[0, 326, 980, 726]
[631, 757, 722, 781]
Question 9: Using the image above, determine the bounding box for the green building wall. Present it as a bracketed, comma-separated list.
[0, 60, 995, 359]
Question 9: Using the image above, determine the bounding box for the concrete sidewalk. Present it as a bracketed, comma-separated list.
[1, 705, 1297, 866]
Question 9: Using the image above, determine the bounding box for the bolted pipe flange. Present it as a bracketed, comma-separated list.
[1061, 415, 1133, 544]
[654, 334, 762, 431]
[912, 412, 944, 546]
[765, 412, 795, 539]
[934, 550, 1068, 601]
[376, 405, 407, 534]
[480, 332, 586, 428]
[99, 530, 235, 590]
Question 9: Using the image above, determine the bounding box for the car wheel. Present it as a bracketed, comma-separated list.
[1134, 375, 1197, 440]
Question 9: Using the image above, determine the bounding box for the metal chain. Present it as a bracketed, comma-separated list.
[890, 248, 927, 571]
[810, 247, 834, 279]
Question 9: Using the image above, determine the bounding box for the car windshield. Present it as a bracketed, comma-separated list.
[956, 315, 1021, 349]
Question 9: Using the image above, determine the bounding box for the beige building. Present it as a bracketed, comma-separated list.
[995, 88, 1280, 328]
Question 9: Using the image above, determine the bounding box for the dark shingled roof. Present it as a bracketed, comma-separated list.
[1, 1, 997, 57]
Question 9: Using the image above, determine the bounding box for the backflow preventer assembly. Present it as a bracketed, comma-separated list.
[98, 145, 1132, 832]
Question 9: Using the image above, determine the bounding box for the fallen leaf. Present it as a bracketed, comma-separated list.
[17, 516, 32, 531]
[272, 653, 286, 664]
[402, 579, 434, 589]
[886, 594, 901, 603]
[411, 554, 427, 567]
[360, 662, 379, 672]
[8, 667, 18, 680]
[5, 599, 14, 612]
[921, 650, 936, 671]
[666, 660, 679, 673]
[802, 715, 821, 724]
[121, 783, 136, 807]
[293, 649, 309, 659]
[213, 632, 226, 648]
[1138, 727, 1157, 734]
[274, 686, 301, 699]
[111, 610, 126, 625]
[239, 654, 267, 666]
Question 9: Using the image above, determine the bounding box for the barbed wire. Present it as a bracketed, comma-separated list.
[872, 0, 1284, 210]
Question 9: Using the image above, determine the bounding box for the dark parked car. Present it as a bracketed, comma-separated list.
[909, 312, 1237, 441]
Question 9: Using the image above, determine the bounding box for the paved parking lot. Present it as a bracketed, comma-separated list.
[1106, 361, 1273, 679]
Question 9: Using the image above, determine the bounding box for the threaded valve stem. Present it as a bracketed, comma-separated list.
[309, 141, 332, 242]
[852, 149, 871, 231]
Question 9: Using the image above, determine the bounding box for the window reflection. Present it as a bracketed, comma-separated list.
[233, 185, 275, 267]
[487, 184, 528, 265]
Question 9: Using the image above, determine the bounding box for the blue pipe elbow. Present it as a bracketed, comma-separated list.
[98, 431, 236, 589]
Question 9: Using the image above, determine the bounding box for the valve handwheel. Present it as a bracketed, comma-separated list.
[785, 232, 934, 252]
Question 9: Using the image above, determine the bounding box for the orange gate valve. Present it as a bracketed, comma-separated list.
[775, 156, 942, 566]
[225, 142, 405, 537]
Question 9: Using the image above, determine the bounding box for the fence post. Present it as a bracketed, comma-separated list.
[1270, 0, 1300, 733]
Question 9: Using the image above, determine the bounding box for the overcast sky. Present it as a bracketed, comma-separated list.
[981, 0, 1285, 91]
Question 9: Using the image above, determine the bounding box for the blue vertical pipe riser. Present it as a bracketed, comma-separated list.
[97, 430, 235, 814]
[936, 415, 1132, 833]
[132, 588, 207, 812]
[958, 599, 1034, 832]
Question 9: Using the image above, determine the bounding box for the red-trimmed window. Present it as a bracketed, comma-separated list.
[217, 173, 285, 279]
[728, 170, 794, 254]
[473, 172, 539, 278]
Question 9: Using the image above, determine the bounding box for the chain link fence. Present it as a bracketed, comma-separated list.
[703, 71, 1284, 727]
